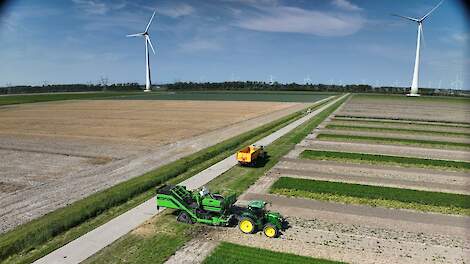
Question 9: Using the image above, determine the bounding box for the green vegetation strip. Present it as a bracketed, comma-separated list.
[316, 133, 470, 150]
[83, 96, 349, 264]
[335, 115, 470, 126]
[0, 92, 142, 106]
[300, 150, 470, 171]
[0, 96, 335, 264]
[326, 124, 470, 138]
[271, 177, 470, 215]
[202, 242, 344, 264]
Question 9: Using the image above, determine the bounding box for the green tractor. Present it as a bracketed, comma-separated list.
[156, 185, 286, 238]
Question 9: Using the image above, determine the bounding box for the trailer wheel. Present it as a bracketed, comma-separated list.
[263, 223, 279, 238]
[177, 211, 194, 224]
[238, 217, 255, 234]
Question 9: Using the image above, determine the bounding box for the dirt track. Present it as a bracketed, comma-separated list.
[0, 100, 309, 233]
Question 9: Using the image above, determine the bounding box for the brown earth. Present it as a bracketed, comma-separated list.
[0, 99, 310, 233]
[336, 96, 470, 123]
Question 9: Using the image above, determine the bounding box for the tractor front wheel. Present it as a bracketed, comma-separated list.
[177, 211, 194, 224]
[263, 223, 279, 238]
[238, 217, 255, 234]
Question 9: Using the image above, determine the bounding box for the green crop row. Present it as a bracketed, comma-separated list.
[325, 124, 470, 138]
[270, 177, 470, 215]
[271, 177, 470, 210]
[0, 97, 335, 263]
[300, 150, 470, 171]
[203, 242, 345, 264]
[83, 96, 349, 263]
[334, 115, 470, 126]
[316, 133, 470, 150]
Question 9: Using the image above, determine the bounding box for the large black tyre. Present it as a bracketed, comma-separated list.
[238, 217, 256, 234]
[176, 211, 194, 224]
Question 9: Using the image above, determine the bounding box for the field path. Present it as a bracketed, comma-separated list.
[33, 95, 346, 264]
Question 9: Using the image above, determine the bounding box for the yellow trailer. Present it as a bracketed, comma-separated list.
[236, 145, 265, 166]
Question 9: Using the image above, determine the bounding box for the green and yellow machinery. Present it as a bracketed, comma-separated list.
[156, 185, 286, 238]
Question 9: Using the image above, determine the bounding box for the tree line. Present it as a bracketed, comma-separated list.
[0, 81, 467, 96]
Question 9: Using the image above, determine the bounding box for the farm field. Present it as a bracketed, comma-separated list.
[104, 91, 335, 102]
[0, 96, 320, 233]
[0, 91, 142, 106]
[226, 94, 470, 263]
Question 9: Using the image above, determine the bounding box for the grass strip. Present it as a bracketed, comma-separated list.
[300, 150, 470, 171]
[334, 115, 470, 126]
[83, 95, 349, 264]
[271, 177, 470, 215]
[316, 133, 470, 150]
[0, 96, 335, 264]
[332, 117, 470, 129]
[202, 242, 345, 264]
[0, 92, 142, 106]
[325, 124, 470, 138]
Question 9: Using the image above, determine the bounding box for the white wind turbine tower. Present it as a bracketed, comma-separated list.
[393, 0, 444, 97]
[127, 10, 157, 92]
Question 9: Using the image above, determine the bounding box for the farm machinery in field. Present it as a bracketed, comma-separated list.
[156, 184, 286, 238]
[236, 145, 266, 166]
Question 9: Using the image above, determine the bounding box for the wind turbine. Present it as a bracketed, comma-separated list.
[127, 10, 156, 92]
[392, 0, 444, 97]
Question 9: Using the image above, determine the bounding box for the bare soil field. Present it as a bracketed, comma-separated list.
[336, 96, 470, 123]
[0, 99, 309, 233]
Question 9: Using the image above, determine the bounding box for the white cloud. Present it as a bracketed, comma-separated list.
[156, 3, 194, 18]
[332, 0, 362, 11]
[236, 6, 365, 37]
[179, 39, 221, 52]
[71, 0, 126, 15]
[452, 32, 469, 44]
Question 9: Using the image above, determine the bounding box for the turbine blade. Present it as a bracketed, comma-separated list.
[421, 0, 444, 21]
[147, 36, 156, 54]
[391, 14, 419, 22]
[145, 10, 156, 33]
[126, 33, 144, 37]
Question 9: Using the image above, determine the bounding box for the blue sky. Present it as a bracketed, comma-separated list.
[0, 0, 468, 89]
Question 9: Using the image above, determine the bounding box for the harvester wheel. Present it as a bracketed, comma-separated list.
[238, 217, 255, 234]
[263, 223, 279, 238]
[177, 211, 193, 224]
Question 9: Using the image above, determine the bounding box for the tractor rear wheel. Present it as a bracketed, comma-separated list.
[177, 211, 194, 224]
[238, 217, 255, 234]
[263, 223, 279, 238]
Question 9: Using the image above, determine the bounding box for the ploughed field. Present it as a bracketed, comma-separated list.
[0, 98, 313, 233]
[229, 95, 470, 264]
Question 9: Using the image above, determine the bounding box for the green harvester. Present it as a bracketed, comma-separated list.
[156, 185, 286, 238]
